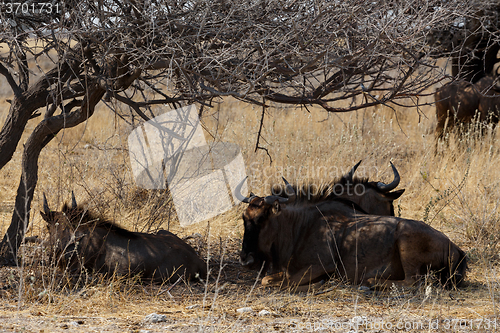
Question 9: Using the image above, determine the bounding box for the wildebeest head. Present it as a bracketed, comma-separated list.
[268, 160, 405, 216]
[337, 160, 405, 216]
[40, 192, 89, 268]
[477, 73, 500, 123]
[235, 178, 293, 270]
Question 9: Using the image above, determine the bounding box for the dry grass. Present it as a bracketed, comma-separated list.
[1, 68, 500, 331]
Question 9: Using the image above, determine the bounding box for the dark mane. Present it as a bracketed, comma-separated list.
[325, 197, 368, 214]
[271, 175, 379, 204]
[62, 203, 137, 238]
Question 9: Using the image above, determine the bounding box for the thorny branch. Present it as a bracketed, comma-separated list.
[0, 0, 490, 120]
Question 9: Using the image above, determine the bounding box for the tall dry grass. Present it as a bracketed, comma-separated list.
[1, 65, 500, 330]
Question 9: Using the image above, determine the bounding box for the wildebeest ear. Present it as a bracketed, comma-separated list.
[40, 192, 55, 223]
[385, 189, 405, 200]
[40, 211, 54, 224]
[271, 200, 281, 216]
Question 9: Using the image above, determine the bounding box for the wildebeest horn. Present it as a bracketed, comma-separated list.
[260, 177, 291, 205]
[282, 177, 296, 201]
[43, 193, 50, 214]
[264, 195, 289, 204]
[71, 191, 77, 209]
[234, 177, 255, 203]
[377, 162, 400, 192]
[346, 160, 362, 182]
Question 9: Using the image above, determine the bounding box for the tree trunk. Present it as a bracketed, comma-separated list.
[0, 134, 55, 265]
[0, 82, 105, 265]
[0, 64, 75, 170]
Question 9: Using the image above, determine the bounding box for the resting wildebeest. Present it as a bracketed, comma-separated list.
[435, 74, 499, 139]
[281, 160, 405, 216]
[237, 165, 466, 290]
[41, 193, 206, 283]
[238, 161, 405, 275]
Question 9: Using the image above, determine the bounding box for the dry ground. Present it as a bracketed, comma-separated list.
[0, 72, 500, 332]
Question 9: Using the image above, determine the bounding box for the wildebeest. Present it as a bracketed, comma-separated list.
[285, 160, 406, 216]
[237, 165, 466, 290]
[434, 73, 500, 139]
[238, 161, 405, 273]
[41, 194, 207, 283]
[434, 76, 496, 139]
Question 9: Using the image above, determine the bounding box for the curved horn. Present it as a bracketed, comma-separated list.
[377, 162, 400, 192]
[71, 191, 77, 209]
[43, 193, 50, 214]
[263, 177, 295, 205]
[264, 195, 289, 204]
[346, 160, 362, 182]
[234, 177, 254, 203]
[282, 177, 296, 202]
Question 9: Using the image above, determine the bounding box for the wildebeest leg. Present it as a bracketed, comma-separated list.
[260, 266, 328, 291]
[435, 113, 448, 140]
[277, 265, 330, 291]
[366, 240, 422, 289]
[262, 271, 325, 293]
[292, 281, 325, 293]
[262, 272, 284, 286]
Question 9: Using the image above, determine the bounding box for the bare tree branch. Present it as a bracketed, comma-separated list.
[0, 64, 22, 98]
[255, 102, 272, 164]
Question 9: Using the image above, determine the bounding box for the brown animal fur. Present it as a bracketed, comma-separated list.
[478, 82, 500, 123]
[240, 168, 405, 274]
[242, 197, 466, 290]
[435, 76, 497, 139]
[41, 201, 206, 283]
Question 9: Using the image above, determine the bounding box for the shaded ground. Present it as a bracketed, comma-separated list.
[0, 238, 499, 333]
